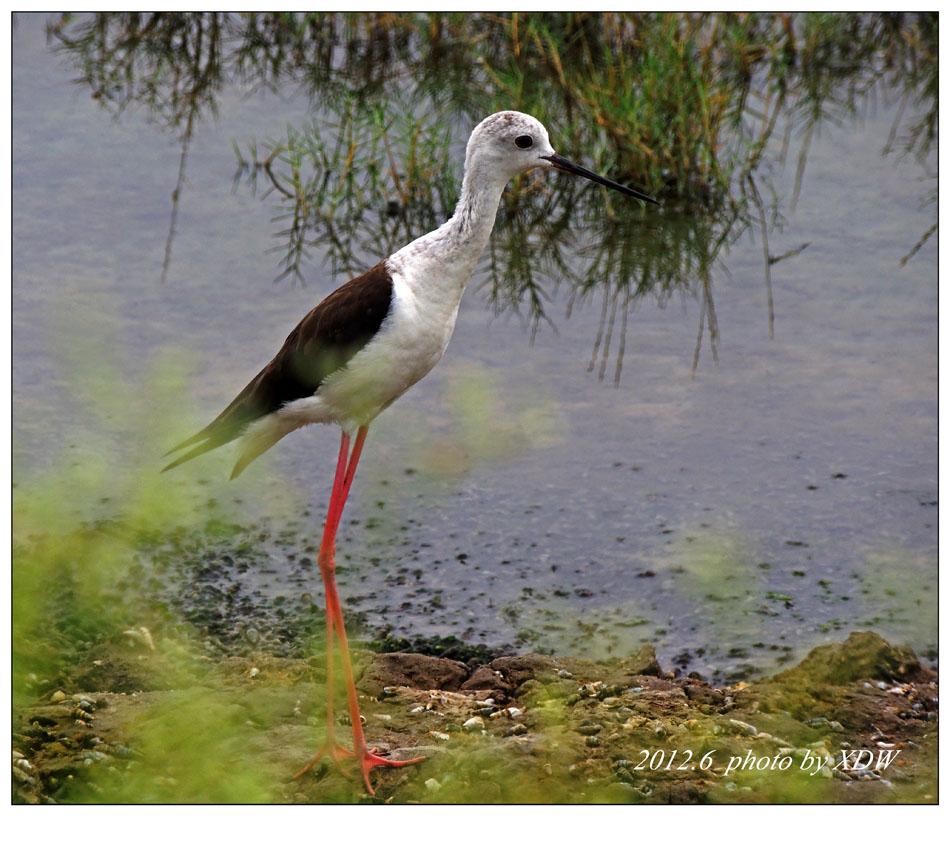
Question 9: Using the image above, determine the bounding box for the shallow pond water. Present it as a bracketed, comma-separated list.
[13, 14, 937, 680]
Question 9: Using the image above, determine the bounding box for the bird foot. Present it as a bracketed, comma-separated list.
[359, 747, 426, 796]
[293, 737, 355, 780]
[294, 740, 425, 796]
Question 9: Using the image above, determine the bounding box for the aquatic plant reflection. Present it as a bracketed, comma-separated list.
[47, 12, 937, 381]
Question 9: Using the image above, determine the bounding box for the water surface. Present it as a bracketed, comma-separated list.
[13, 15, 937, 679]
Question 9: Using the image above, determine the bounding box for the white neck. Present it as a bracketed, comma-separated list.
[388, 162, 510, 294]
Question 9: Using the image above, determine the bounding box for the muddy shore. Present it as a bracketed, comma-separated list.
[13, 631, 936, 803]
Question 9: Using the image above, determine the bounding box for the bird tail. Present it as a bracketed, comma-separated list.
[162, 410, 290, 480]
[227, 425, 286, 480]
[161, 427, 241, 474]
[161, 363, 275, 477]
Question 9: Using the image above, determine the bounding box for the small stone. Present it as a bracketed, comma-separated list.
[755, 731, 792, 748]
[249, 667, 260, 678]
[374, 714, 392, 722]
[602, 696, 620, 707]
[504, 724, 529, 737]
[727, 719, 758, 736]
[424, 778, 442, 792]
[557, 669, 573, 678]
[585, 735, 600, 747]
[429, 731, 450, 742]
[463, 717, 485, 730]
[577, 723, 602, 735]
[50, 690, 67, 704]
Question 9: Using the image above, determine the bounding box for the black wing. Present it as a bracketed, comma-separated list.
[162, 262, 394, 474]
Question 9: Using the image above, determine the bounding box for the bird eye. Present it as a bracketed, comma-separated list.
[515, 135, 534, 149]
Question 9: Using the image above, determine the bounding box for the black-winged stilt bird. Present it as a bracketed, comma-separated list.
[163, 111, 657, 794]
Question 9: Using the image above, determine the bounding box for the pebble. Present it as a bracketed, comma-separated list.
[382, 686, 400, 696]
[755, 731, 792, 748]
[463, 717, 485, 730]
[504, 724, 529, 737]
[577, 724, 602, 735]
[602, 697, 621, 707]
[50, 690, 67, 704]
[557, 669, 573, 678]
[585, 736, 600, 747]
[726, 718, 758, 737]
[429, 731, 450, 742]
[374, 714, 392, 722]
[249, 667, 260, 678]
[505, 707, 523, 719]
[12, 766, 32, 784]
[424, 778, 442, 792]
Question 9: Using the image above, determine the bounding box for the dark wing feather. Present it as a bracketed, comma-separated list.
[162, 262, 393, 474]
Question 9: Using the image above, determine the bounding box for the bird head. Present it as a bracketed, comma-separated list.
[466, 110, 657, 204]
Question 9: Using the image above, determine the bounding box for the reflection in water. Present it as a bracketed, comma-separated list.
[47, 11, 937, 382]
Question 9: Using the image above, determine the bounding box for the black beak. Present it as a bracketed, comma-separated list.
[541, 153, 658, 205]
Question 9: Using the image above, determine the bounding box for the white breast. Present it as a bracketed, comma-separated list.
[290, 265, 461, 433]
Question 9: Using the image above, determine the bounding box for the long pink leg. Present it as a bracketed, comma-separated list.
[295, 431, 356, 776]
[296, 426, 423, 794]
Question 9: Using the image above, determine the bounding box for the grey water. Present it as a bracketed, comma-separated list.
[12, 15, 937, 679]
